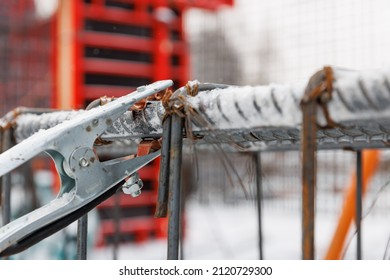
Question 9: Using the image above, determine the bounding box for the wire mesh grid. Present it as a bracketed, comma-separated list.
[187, 0, 390, 85]
[183, 0, 390, 259]
[0, 0, 53, 116]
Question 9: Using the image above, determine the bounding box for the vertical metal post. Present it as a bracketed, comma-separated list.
[167, 115, 183, 260]
[77, 214, 88, 260]
[155, 116, 172, 218]
[300, 66, 334, 259]
[356, 150, 363, 260]
[301, 102, 317, 260]
[1, 129, 11, 226]
[254, 152, 264, 260]
[179, 192, 185, 260]
[113, 191, 121, 260]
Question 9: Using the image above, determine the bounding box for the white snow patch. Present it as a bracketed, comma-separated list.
[89, 199, 390, 260]
[188, 84, 304, 130]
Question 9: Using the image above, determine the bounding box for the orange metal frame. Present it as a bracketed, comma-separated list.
[325, 150, 380, 259]
[53, 0, 233, 246]
[54, 0, 233, 108]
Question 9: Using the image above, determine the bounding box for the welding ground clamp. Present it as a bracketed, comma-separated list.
[0, 80, 173, 256]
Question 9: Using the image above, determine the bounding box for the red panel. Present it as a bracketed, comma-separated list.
[172, 41, 186, 55]
[84, 59, 153, 77]
[100, 218, 156, 235]
[70, 0, 230, 247]
[171, 66, 188, 82]
[172, 0, 234, 10]
[82, 32, 153, 52]
[84, 85, 136, 99]
[84, 0, 234, 11]
[96, 217, 159, 246]
[81, 3, 152, 26]
[82, 32, 185, 55]
[152, 0, 171, 81]
[51, 13, 58, 108]
[74, 0, 84, 109]
[138, 166, 159, 179]
[99, 191, 157, 208]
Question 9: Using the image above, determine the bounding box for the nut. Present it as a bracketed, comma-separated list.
[122, 173, 143, 197]
[122, 181, 143, 197]
[79, 157, 89, 167]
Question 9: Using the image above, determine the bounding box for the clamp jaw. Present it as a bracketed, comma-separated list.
[0, 80, 173, 257]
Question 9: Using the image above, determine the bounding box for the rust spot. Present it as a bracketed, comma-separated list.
[92, 119, 99, 127]
[90, 157, 95, 163]
[86, 126, 92, 132]
[106, 118, 113, 126]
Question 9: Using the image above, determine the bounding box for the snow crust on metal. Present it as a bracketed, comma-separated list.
[15, 110, 81, 139]
[187, 68, 390, 150]
[329, 68, 390, 123]
[189, 68, 390, 129]
[104, 102, 164, 140]
[10, 68, 390, 150]
[187, 84, 304, 129]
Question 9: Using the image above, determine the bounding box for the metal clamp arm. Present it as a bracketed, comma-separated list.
[0, 80, 173, 257]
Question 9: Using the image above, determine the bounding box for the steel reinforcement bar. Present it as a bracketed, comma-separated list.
[8, 67, 390, 151]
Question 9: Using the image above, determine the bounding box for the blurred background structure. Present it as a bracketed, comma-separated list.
[0, 1, 53, 114]
[2, 0, 390, 259]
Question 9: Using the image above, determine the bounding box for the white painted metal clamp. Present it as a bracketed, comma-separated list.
[0, 80, 173, 257]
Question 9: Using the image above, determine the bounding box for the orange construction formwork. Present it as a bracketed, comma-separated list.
[325, 150, 380, 259]
[52, 0, 233, 246]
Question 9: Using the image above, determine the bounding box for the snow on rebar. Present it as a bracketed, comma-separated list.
[6, 67, 390, 148]
[186, 84, 303, 129]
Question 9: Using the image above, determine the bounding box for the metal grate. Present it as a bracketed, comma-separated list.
[0, 0, 53, 116]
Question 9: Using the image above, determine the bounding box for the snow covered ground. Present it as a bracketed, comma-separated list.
[89, 199, 390, 260]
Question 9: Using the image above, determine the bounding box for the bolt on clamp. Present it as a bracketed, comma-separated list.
[122, 172, 143, 197]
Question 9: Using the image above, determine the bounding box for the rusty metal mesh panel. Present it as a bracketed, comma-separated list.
[184, 0, 390, 227]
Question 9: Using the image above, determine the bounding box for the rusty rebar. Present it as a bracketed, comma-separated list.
[1, 128, 12, 227]
[300, 66, 334, 260]
[254, 152, 264, 260]
[155, 116, 172, 218]
[76, 214, 88, 260]
[301, 101, 317, 260]
[167, 114, 184, 260]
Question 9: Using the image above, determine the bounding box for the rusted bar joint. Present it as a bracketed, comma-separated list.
[86, 91, 169, 145]
[155, 82, 197, 219]
[300, 66, 336, 260]
[157, 82, 200, 258]
[86, 90, 167, 113]
[162, 81, 199, 120]
[131, 90, 166, 111]
[301, 66, 338, 129]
